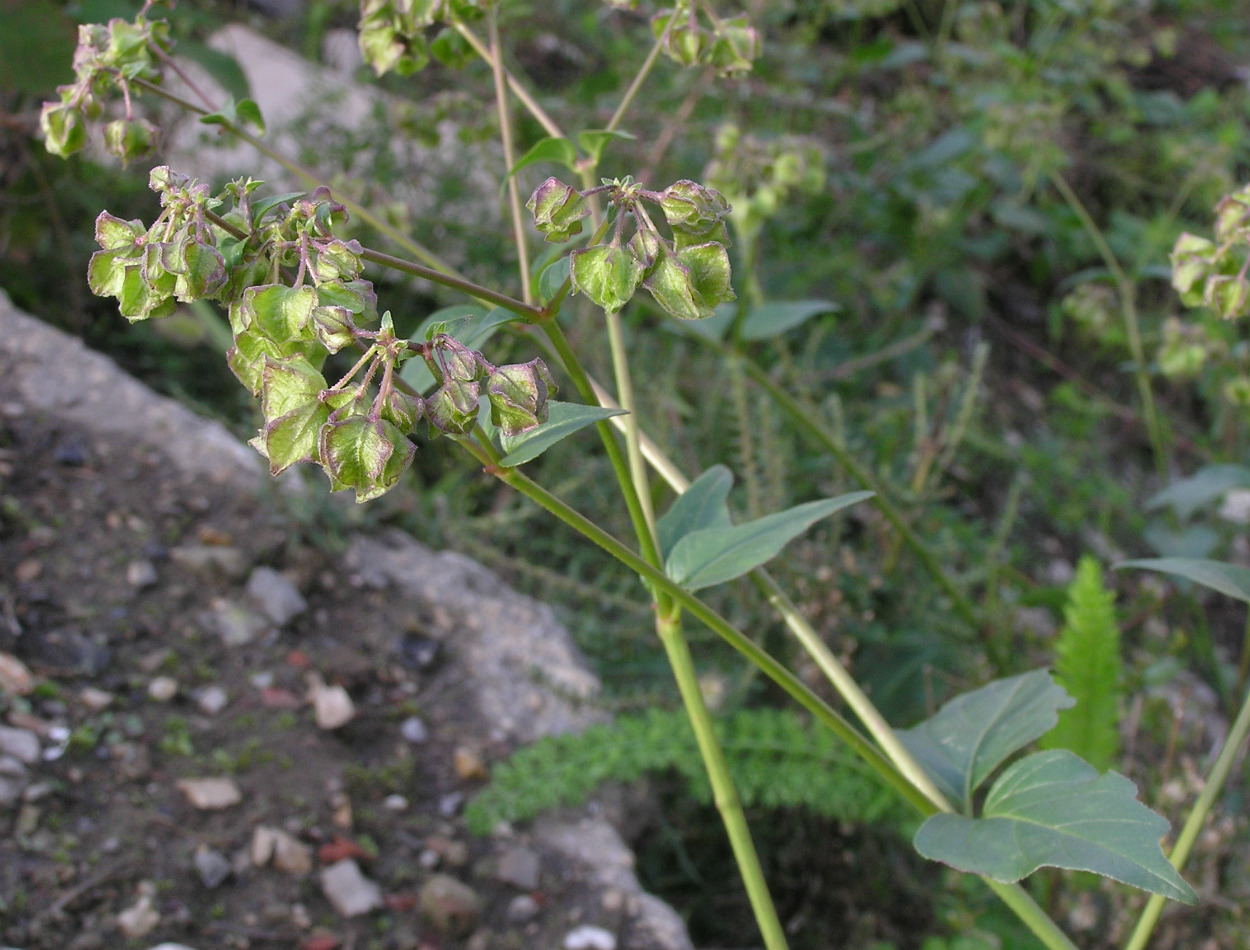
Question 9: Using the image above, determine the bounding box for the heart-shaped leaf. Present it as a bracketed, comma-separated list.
[1117, 557, 1250, 604]
[656, 465, 733, 560]
[497, 402, 626, 467]
[665, 491, 873, 591]
[914, 749, 1196, 904]
[897, 670, 1074, 810]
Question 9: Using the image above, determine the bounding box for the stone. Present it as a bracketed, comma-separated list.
[399, 716, 428, 744]
[246, 567, 308, 626]
[194, 845, 232, 889]
[425, 836, 468, 868]
[495, 846, 541, 891]
[0, 760, 27, 807]
[506, 894, 540, 925]
[310, 679, 355, 730]
[418, 874, 482, 938]
[148, 944, 201, 950]
[320, 859, 383, 917]
[453, 747, 488, 781]
[563, 925, 617, 950]
[0, 726, 40, 764]
[171, 545, 249, 580]
[126, 560, 159, 589]
[383, 794, 408, 811]
[176, 777, 242, 810]
[0, 651, 34, 695]
[204, 599, 270, 647]
[79, 687, 115, 711]
[252, 825, 315, 875]
[117, 891, 160, 939]
[148, 677, 178, 702]
[251, 825, 278, 866]
[194, 685, 229, 716]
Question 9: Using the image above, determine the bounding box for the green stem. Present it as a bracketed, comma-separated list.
[983, 880, 1081, 950]
[656, 612, 790, 950]
[605, 309, 659, 548]
[487, 7, 533, 305]
[1124, 673, 1250, 950]
[358, 247, 542, 318]
[731, 346, 984, 635]
[606, 18, 671, 134]
[1048, 169, 1167, 481]
[452, 21, 565, 140]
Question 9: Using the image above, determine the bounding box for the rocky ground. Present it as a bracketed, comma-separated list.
[0, 291, 690, 950]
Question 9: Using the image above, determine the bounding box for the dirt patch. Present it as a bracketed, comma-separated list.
[0, 292, 689, 950]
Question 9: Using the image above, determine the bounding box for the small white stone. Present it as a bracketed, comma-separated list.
[195, 685, 229, 716]
[117, 894, 161, 939]
[0, 726, 40, 765]
[400, 716, 428, 743]
[127, 560, 159, 588]
[320, 859, 383, 917]
[80, 687, 116, 711]
[310, 680, 355, 730]
[563, 925, 617, 950]
[383, 794, 408, 811]
[148, 677, 178, 702]
[176, 777, 242, 810]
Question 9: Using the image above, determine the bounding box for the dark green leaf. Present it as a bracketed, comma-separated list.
[656, 465, 733, 559]
[576, 129, 635, 166]
[897, 670, 1075, 810]
[914, 750, 1195, 903]
[178, 41, 250, 102]
[665, 491, 874, 591]
[497, 402, 627, 467]
[538, 256, 571, 305]
[1117, 557, 1250, 604]
[740, 299, 838, 340]
[1145, 464, 1250, 520]
[509, 137, 579, 182]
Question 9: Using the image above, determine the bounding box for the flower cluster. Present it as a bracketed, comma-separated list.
[651, 3, 759, 76]
[528, 176, 736, 320]
[358, 0, 483, 77]
[41, 13, 169, 163]
[1172, 185, 1250, 321]
[706, 125, 826, 241]
[87, 168, 553, 500]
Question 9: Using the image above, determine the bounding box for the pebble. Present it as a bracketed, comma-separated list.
[506, 894, 541, 925]
[117, 887, 160, 939]
[148, 944, 201, 950]
[79, 687, 115, 711]
[0, 756, 28, 807]
[394, 633, 442, 672]
[126, 560, 159, 589]
[438, 792, 464, 817]
[418, 874, 482, 938]
[399, 716, 428, 744]
[246, 567, 308, 626]
[0, 726, 41, 764]
[252, 825, 313, 875]
[383, 794, 408, 811]
[0, 652, 35, 695]
[495, 846, 541, 891]
[205, 600, 270, 647]
[194, 845, 233, 889]
[310, 679, 355, 730]
[320, 859, 383, 917]
[453, 747, 488, 781]
[171, 545, 249, 580]
[176, 777, 242, 810]
[425, 836, 469, 868]
[194, 685, 229, 716]
[563, 925, 617, 950]
[148, 677, 179, 702]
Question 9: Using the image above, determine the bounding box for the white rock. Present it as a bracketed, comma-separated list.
[148, 677, 178, 702]
[253, 825, 314, 875]
[195, 685, 229, 716]
[246, 566, 308, 626]
[400, 716, 428, 743]
[80, 687, 116, 711]
[0, 651, 34, 695]
[310, 679, 355, 730]
[320, 859, 383, 917]
[383, 794, 408, 811]
[176, 777, 242, 810]
[563, 925, 617, 950]
[127, 559, 159, 588]
[117, 895, 160, 939]
[0, 726, 40, 764]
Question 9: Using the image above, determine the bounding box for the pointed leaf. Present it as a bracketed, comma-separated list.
[509, 137, 579, 181]
[740, 299, 839, 340]
[577, 129, 636, 166]
[666, 491, 874, 591]
[1117, 557, 1250, 604]
[656, 465, 733, 559]
[1145, 464, 1250, 520]
[538, 255, 571, 305]
[897, 670, 1075, 809]
[914, 749, 1196, 904]
[497, 402, 626, 467]
[178, 41, 251, 102]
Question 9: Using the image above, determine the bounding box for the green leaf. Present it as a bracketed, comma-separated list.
[400, 306, 516, 393]
[665, 491, 874, 591]
[897, 670, 1075, 810]
[1040, 557, 1122, 770]
[251, 192, 309, 222]
[576, 129, 635, 167]
[914, 749, 1196, 904]
[259, 355, 327, 421]
[1145, 464, 1250, 520]
[537, 255, 571, 305]
[199, 96, 266, 135]
[246, 284, 318, 345]
[177, 41, 251, 102]
[740, 299, 838, 340]
[508, 137, 579, 181]
[656, 465, 733, 559]
[497, 402, 626, 467]
[1117, 557, 1250, 604]
[259, 400, 331, 475]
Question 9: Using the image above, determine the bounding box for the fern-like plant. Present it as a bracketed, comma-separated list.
[465, 707, 904, 836]
[1040, 555, 1123, 769]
